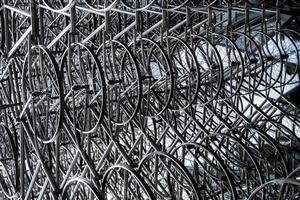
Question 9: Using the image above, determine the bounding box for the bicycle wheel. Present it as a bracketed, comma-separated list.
[130, 38, 173, 117]
[192, 35, 223, 105]
[250, 30, 284, 90]
[212, 33, 245, 100]
[97, 40, 142, 125]
[281, 29, 300, 84]
[22, 45, 63, 143]
[231, 32, 265, 95]
[60, 43, 106, 134]
[270, 30, 299, 86]
[168, 36, 200, 111]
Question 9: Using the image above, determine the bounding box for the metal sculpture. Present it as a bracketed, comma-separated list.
[0, 0, 300, 199]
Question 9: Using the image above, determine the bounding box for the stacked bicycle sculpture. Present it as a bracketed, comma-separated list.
[0, 0, 300, 199]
